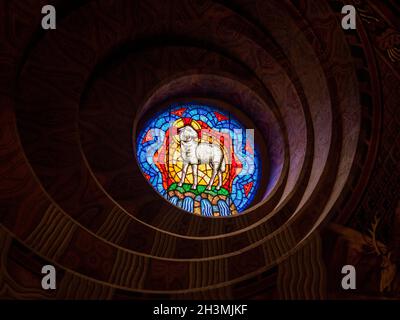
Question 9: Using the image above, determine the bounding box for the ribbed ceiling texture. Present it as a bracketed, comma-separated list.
[0, 0, 399, 299]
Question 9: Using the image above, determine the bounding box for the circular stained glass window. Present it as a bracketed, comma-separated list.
[136, 103, 261, 217]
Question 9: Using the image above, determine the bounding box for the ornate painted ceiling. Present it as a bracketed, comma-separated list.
[0, 0, 399, 300]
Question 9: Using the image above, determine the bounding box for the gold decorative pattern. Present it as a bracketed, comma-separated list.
[25, 204, 76, 261]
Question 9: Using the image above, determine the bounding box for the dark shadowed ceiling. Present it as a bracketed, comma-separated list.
[0, 0, 399, 299]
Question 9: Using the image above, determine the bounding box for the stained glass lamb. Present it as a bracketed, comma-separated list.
[177, 125, 226, 190]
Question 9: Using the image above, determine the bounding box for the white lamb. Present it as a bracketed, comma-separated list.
[177, 126, 226, 190]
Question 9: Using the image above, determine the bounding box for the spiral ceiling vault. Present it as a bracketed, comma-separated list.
[1, 0, 399, 299]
